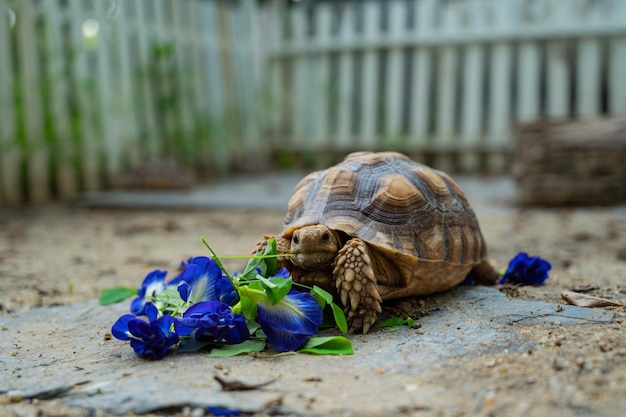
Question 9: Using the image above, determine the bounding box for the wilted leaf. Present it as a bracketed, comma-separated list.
[560, 291, 623, 308]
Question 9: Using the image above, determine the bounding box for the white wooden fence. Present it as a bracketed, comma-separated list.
[0, 0, 261, 205]
[2, 0, 626, 205]
[265, 0, 626, 173]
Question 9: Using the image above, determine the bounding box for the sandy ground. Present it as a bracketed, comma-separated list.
[1, 183, 626, 416]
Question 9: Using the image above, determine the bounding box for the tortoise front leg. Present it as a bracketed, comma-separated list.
[333, 238, 383, 334]
[252, 234, 291, 272]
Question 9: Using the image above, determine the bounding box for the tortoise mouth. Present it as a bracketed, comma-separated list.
[293, 252, 335, 269]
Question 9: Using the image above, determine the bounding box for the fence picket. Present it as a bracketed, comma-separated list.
[459, 2, 488, 172]
[576, 37, 601, 118]
[409, 0, 436, 152]
[434, 2, 463, 172]
[290, 7, 308, 149]
[268, 1, 286, 148]
[359, 2, 381, 149]
[609, 37, 626, 114]
[133, 0, 159, 160]
[70, 0, 101, 192]
[239, 1, 261, 154]
[43, 1, 77, 199]
[0, 0, 20, 204]
[485, 1, 514, 173]
[171, 0, 195, 166]
[311, 5, 332, 156]
[460, 43, 484, 171]
[607, 1, 626, 114]
[516, 41, 541, 122]
[93, 0, 118, 180]
[19, 0, 49, 202]
[336, 3, 357, 149]
[114, 1, 140, 169]
[546, 40, 571, 118]
[383, 1, 406, 147]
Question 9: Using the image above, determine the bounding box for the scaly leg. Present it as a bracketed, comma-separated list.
[332, 238, 382, 334]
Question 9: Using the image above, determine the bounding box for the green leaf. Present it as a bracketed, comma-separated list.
[207, 340, 267, 358]
[312, 292, 327, 309]
[98, 286, 137, 305]
[242, 237, 279, 279]
[240, 296, 258, 320]
[312, 285, 333, 304]
[379, 316, 415, 328]
[330, 303, 348, 334]
[264, 276, 292, 305]
[257, 275, 277, 289]
[246, 320, 262, 336]
[262, 237, 278, 275]
[177, 339, 213, 353]
[298, 336, 354, 355]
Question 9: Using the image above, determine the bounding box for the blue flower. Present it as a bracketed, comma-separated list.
[207, 406, 240, 417]
[130, 270, 169, 316]
[255, 290, 323, 352]
[177, 257, 235, 304]
[273, 267, 290, 279]
[175, 301, 249, 344]
[499, 252, 551, 285]
[111, 303, 182, 360]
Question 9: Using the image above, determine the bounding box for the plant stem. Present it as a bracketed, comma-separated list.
[201, 237, 237, 289]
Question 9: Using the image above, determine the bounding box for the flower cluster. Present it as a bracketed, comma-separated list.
[109, 239, 348, 360]
[498, 252, 551, 286]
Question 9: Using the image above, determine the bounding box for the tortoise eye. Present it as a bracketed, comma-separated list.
[293, 235, 300, 244]
[321, 232, 330, 242]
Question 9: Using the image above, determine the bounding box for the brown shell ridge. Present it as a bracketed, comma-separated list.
[283, 152, 486, 265]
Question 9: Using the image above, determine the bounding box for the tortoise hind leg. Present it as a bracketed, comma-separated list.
[470, 259, 500, 285]
[333, 238, 383, 334]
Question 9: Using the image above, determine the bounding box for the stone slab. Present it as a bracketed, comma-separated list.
[0, 286, 613, 416]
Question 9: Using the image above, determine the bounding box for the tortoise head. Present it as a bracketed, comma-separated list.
[289, 225, 341, 270]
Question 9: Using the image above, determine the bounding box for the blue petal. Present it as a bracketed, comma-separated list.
[111, 315, 134, 341]
[218, 275, 238, 305]
[130, 270, 168, 316]
[207, 406, 241, 417]
[176, 301, 249, 344]
[500, 252, 551, 285]
[112, 308, 180, 360]
[132, 316, 179, 359]
[258, 324, 309, 352]
[255, 290, 323, 351]
[177, 257, 222, 303]
[273, 267, 290, 279]
[137, 270, 168, 298]
[145, 302, 159, 321]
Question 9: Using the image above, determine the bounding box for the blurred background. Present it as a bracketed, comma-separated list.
[1, 0, 625, 205]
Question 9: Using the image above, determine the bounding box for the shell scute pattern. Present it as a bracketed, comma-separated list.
[283, 151, 486, 267]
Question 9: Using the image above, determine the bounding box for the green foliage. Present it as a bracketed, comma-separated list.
[208, 340, 267, 358]
[298, 336, 354, 355]
[311, 285, 348, 334]
[99, 286, 137, 305]
[379, 316, 415, 329]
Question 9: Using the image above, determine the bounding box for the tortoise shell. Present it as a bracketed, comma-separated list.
[283, 151, 487, 267]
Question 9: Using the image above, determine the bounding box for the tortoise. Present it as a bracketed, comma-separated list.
[254, 151, 498, 334]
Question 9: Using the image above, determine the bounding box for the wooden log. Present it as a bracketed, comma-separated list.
[514, 116, 626, 206]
